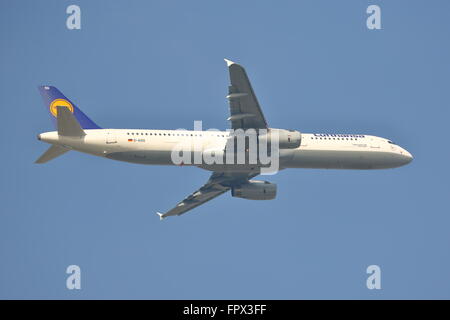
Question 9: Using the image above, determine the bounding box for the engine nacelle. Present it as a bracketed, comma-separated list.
[259, 128, 301, 149]
[231, 180, 277, 200]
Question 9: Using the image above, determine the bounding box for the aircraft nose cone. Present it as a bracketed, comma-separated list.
[406, 152, 413, 163]
[37, 134, 41, 141]
[401, 149, 413, 164]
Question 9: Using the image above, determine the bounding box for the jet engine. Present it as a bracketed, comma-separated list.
[259, 128, 301, 149]
[231, 180, 277, 200]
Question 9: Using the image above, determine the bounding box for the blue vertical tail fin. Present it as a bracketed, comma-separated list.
[38, 86, 101, 129]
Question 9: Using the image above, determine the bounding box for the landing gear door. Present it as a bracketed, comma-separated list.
[106, 132, 117, 144]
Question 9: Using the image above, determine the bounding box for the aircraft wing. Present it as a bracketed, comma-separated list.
[225, 59, 268, 130]
[156, 171, 257, 219]
[157, 60, 266, 219]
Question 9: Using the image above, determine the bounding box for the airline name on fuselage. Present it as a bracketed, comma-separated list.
[313, 133, 365, 138]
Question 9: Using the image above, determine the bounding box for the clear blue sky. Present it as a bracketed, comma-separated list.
[1, 0, 449, 299]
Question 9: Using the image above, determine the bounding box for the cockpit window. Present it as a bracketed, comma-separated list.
[388, 140, 395, 144]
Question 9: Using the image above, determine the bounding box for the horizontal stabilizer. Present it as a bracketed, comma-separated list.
[57, 106, 86, 137]
[35, 145, 70, 164]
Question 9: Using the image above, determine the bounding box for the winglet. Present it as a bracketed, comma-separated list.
[224, 58, 235, 67]
[156, 212, 165, 220]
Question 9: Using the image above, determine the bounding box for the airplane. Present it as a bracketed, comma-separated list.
[36, 59, 413, 219]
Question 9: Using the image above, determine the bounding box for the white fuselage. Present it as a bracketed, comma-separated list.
[38, 129, 413, 171]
